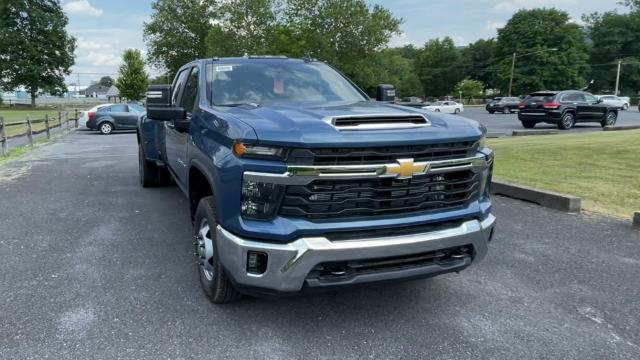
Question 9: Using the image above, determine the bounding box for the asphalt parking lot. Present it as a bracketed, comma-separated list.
[1, 131, 639, 359]
[460, 106, 640, 135]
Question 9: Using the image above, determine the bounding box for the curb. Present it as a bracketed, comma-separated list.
[487, 132, 508, 138]
[603, 125, 640, 131]
[491, 180, 581, 213]
[633, 212, 640, 229]
[512, 129, 558, 136]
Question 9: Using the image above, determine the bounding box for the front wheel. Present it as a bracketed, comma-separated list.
[558, 112, 575, 130]
[194, 196, 242, 304]
[139, 145, 159, 188]
[454, 108, 460, 114]
[503, 108, 509, 114]
[435, 109, 440, 112]
[602, 111, 617, 127]
[622, 104, 628, 111]
[488, 110, 495, 114]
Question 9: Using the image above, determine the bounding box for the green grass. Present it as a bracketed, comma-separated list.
[488, 130, 640, 219]
[0, 109, 83, 137]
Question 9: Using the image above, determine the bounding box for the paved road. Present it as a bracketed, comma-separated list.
[459, 106, 640, 135]
[1, 131, 639, 359]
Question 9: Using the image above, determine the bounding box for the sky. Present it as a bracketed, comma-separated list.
[61, 0, 626, 85]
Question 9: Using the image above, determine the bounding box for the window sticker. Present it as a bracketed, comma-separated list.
[216, 65, 233, 72]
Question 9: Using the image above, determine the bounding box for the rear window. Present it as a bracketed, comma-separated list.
[524, 94, 555, 103]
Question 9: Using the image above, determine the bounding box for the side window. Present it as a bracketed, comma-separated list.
[111, 104, 127, 112]
[179, 67, 200, 113]
[584, 94, 597, 103]
[172, 69, 190, 106]
[561, 93, 582, 102]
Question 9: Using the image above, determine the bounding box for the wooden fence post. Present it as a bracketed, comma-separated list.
[26, 115, 33, 148]
[0, 117, 7, 157]
[74, 109, 79, 128]
[45, 114, 51, 140]
[58, 111, 62, 128]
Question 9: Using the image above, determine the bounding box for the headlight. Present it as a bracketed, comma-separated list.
[241, 179, 284, 220]
[233, 141, 285, 160]
[477, 135, 486, 150]
[478, 161, 493, 199]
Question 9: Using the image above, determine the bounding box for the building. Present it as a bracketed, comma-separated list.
[83, 84, 110, 99]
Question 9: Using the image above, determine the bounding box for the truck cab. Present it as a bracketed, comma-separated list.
[137, 57, 496, 303]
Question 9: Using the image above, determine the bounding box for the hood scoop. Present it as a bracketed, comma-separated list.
[327, 114, 430, 131]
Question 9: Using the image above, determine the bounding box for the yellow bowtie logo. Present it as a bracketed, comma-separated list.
[385, 159, 428, 179]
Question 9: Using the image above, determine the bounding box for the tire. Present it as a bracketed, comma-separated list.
[521, 121, 536, 129]
[558, 112, 575, 130]
[622, 103, 628, 111]
[454, 108, 460, 114]
[601, 111, 617, 127]
[488, 111, 495, 114]
[139, 145, 160, 188]
[435, 109, 440, 112]
[194, 196, 242, 304]
[503, 108, 509, 114]
[99, 122, 114, 135]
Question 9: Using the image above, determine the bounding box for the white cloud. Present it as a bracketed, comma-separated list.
[63, 0, 103, 17]
[485, 21, 506, 33]
[492, 0, 578, 12]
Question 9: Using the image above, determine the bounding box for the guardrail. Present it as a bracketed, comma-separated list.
[0, 109, 79, 157]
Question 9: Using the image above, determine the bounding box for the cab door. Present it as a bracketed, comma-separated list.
[165, 69, 190, 184]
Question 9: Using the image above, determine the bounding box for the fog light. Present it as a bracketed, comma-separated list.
[247, 251, 268, 275]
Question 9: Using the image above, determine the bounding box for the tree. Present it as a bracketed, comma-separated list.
[461, 39, 497, 91]
[455, 79, 485, 102]
[495, 9, 589, 95]
[115, 49, 149, 101]
[144, 0, 216, 77]
[0, 0, 76, 107]
[371, 49, 423, 97]
[99, 76, 114, 87]
[583, 10, 640, 95]
[415, 37, 464, 97]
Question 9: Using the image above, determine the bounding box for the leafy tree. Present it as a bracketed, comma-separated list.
[206, 0, 276, 57]
[495, 8, 589, 95]
[396, 44, 421, 60]
[455, 79, 485, 102]
[583, 10, 640, 95]
[372, 49, 423, 97]
[461, 39, 497, 91]
[99, 76, 114, 87]
[144, 0, 217, 76]
[115, 49, 149, 101]
[0, 0, 75, 107]
[415, 37, 463, 97]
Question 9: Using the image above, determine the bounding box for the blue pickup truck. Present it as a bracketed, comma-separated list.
[138, 56, 496, 303]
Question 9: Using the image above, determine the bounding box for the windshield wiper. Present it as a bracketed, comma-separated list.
[216, 102, 261, 108]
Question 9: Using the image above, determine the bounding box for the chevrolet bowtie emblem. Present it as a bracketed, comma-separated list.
[385, 159, 429, 179]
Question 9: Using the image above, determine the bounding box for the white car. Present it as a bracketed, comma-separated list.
[78, 103, 113, 126]
[422, 101, 464, 114]
[596, 95, 629, 110]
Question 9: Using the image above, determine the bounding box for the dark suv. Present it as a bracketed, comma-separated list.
[518, 91, 618, 130]
[486, 97, 520, 114]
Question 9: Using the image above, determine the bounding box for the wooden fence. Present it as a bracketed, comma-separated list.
[0, 109, 79, 157]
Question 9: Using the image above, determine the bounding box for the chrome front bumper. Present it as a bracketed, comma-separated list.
[216, 214, 496, 293]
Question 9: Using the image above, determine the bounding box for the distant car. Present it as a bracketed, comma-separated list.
[86, 103, 146, 134]
[596, 95, 629, 110]
[422, 101, 464, 114]
[394, 97, 424, 108]
[518, 90, 618, 130]
[79, 103, 114, 126]
[486, 97, 520, 114]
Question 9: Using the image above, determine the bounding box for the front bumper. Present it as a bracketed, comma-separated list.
[216, 214, 496, 293]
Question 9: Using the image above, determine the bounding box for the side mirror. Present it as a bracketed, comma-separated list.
[146, 85, 172, 108]
[597, 98, 604, 104]
[376, 84, 396, 102]
[147, 106, 186, 121]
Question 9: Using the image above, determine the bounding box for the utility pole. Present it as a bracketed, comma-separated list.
[508, 52, 516, 97]
[614, 59, 622, 96]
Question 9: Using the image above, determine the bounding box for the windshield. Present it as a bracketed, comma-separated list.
[206, 61, 367, 106]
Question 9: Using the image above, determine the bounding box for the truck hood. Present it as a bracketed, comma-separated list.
[215, 101, 485, 147]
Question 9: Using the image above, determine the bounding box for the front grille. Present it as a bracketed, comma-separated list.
[287, 141, 478, 166]
[280, 170, 479, 219]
